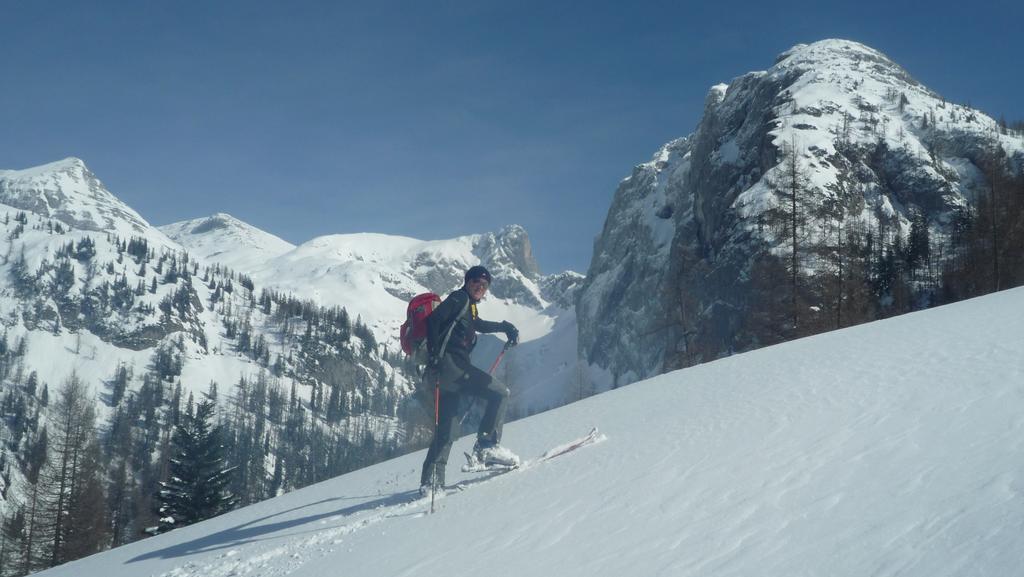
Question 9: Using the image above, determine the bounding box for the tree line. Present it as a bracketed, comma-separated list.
[0, 348, 415, 576]
[740, 142, 1023, 350]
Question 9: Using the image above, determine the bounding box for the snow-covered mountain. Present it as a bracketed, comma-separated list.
[0, 154, 584, 439]
[578, 39, 1024, 386]
[9, 38, 1022, 575]
[158, 213, 296, 274]
[162, 218, 549, 339]
[0, 158, 166, 241]
[0, 155, 584, 567]
[33, 285, 1024, 577]
[161, 216, 585, 414]
[0, 158, 431, 558]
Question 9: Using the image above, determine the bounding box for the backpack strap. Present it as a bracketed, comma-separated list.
[433, 296, 469, 367]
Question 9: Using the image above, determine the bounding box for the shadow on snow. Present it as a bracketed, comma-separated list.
[128, 472, 505, 563]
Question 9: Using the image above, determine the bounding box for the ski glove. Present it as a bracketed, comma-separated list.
[424, 354, 441, 377]
[501, 321, 519, 347]
[423, 363, 440, 384]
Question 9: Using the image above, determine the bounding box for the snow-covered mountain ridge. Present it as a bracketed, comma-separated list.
[161, 214, 585, 414]
[0, 153, 585, 433]
[0, 158, 456, 560]
[157, 213, 296, 274]
[161, 217, 561, 336]
[0, 155, 584, 565]
[0, 161, 413, 386]
[0, 157, 163, 240]
[578, 38, 1024, 385]
[34, 285, 1024, 577]
[0, 154, 582, 418]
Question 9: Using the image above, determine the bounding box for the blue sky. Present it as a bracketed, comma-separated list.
[2, 1, 1021, 274]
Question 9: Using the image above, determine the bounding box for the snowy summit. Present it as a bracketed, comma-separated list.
[159, 213, 296, 274]
[0, 157, 159, 239]
[578, 38, 1024, 384]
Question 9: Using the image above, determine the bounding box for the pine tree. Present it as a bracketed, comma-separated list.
[765, 140, 812, 333]
[60, 433, 107, 561]
[0, 508, 26, 577]
[110, 363, 130, 407]
[153, 397, 237, 534]
[19, 428, 49, 575]
[906, 209, 931, 280]
[106, 459, 133, 546]
[41, 374, 107, 566]
[742, 250, 794, 348]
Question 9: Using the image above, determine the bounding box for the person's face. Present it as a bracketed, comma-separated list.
[467, 277, 489, 301]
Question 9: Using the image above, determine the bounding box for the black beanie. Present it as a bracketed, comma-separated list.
[465, 265, 492, 284]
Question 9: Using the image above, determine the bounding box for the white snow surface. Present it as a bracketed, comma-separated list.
[158, 213, 296, 273]
[38, 287, 1024, 577]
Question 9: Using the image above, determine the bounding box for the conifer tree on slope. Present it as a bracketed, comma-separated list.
[153, 395, 237, 534]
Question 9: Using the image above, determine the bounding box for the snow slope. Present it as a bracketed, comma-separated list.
[158, 213, 296, 273]
[37, 287, 1024, 577]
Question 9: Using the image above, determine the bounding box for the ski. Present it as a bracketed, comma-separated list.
[416, 427, 604, 510]
[459, 427, 603, 475]
[461, 457, 518, 474]
[538, 427, 601, 461]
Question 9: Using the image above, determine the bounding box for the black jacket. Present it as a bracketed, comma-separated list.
[426, 288, 505, 365]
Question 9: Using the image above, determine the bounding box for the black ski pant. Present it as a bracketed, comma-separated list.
[420, 362, 508, 487]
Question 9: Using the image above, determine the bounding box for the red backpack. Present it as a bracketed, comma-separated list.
[400, 293, 441, 364]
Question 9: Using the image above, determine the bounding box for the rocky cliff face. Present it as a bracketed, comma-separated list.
[474, 224, 543, 306]
[577, 39, 1024, 385]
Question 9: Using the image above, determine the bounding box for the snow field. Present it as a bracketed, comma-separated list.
[36, 286, 1024, 577]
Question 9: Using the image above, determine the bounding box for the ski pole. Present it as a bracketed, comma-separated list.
[487, 341, 513, 375]
[430, 380, 440, 514]
[457, 342, 516, 429]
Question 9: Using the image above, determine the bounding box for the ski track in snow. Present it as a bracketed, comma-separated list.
[155, 493, 429, 577]
[153, 431, 607, 577]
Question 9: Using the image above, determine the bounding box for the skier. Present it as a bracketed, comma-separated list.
[420, 265, 520, 494]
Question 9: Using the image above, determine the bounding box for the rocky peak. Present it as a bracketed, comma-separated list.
[476, 224, 541, 280]
[577, 38, 1024, 386]
[0, 157, 154, 238]
[771, 39, 934, 104]
[539, 270, 585, 310]
[775, 39, 893, 68]
[463, 224, 540, 307]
